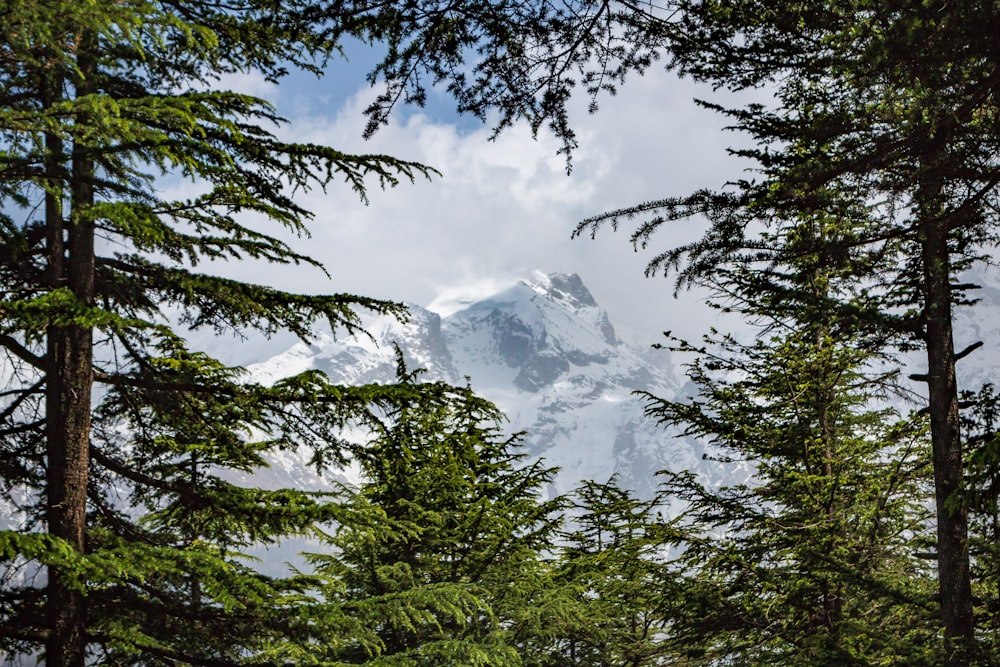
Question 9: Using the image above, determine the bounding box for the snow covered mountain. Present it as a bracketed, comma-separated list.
[246, 271, 741, 498]
[241, 266, 1000, 501]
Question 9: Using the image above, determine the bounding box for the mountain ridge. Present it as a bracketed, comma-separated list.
[246, 270, 738, 497]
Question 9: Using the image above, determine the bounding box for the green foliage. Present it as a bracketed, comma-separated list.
[274, 365, 564, 665]
[327, 0, 674, 162]
[0, 0, 682, 662]
[960, 382, 1000, 654]
[545, 478, 674, 667]
[577, 0, 1000, 657]
[13, 0, 1000, 663]
[652, 333, 939, 665]
[587, 206, 943, 664]
[0, 1, 440, 664]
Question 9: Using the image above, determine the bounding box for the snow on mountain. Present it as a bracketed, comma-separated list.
[245, 270, 741, 498]
[13, 267, 997, 512]
[0, 355, 38, 533]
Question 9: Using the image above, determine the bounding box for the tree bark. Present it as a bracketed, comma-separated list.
[918, 154, 975, 664]
[45, 39, 96, 667]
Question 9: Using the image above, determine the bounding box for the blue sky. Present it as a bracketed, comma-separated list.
[190, 43, 755, 348]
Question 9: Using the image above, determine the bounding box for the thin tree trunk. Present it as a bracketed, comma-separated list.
[918, 158, 975, 663]
[45, 38, 96, 667]
[45, 326, 92, 667]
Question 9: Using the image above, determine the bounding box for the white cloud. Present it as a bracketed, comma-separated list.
[165, 65, 758, 348]
[216, 71, 279, 98]
[426, 274, 523, 318]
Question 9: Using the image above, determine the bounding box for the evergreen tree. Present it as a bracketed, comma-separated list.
[549, 478, 673, 667]
[654, 332, 937, 665]
[0, 1, 419, 662]
[0, 0, 686, 663]
[960, 383, 1000, 655]
[84, 336, 419, 665]
[577, 1, 1000, 658]
[584, 208, 940, 663]
[284, 363, 564, 666]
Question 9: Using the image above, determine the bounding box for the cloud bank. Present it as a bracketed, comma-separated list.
[186, 64, 756, 348]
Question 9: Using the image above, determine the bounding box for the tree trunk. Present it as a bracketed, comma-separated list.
[45, 40, 96, 667]
[45, 328, 92, 667]
[918, 158, 975, 664]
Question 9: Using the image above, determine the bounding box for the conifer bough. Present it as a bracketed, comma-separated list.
[0, 0, 672, 664]
[577, 1, 1000, 662]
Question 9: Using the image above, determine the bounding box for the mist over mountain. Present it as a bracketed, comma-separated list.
[244, 270, 747, 498]
[239, 266, 1000, 503]
[953, 277, 1000, 394]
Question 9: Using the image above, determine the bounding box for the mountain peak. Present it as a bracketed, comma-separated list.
[428, 271, 597, 316]
[244, 271, 707, 497]
[521, 271, 598, 309]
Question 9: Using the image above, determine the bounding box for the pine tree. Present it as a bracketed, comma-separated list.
[960, 383, 1000, 656]
[282, 362, 564, 666]
[0, 1, 690, 662]
[653, 332, 937, 665]
[0, 3, 416, 663]
[577, 1, 1000, 658]
[0, 1, 502, 663]
[548, 478, 674, 667]
[584, 206, 940, 663]
[81, 337, 412, 665]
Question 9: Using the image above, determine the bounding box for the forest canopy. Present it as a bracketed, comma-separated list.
[3, 1, 1000, 666]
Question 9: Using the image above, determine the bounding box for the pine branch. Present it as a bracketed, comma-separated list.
[0, 379, 44, 424]
[0, 333, 45, 370]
